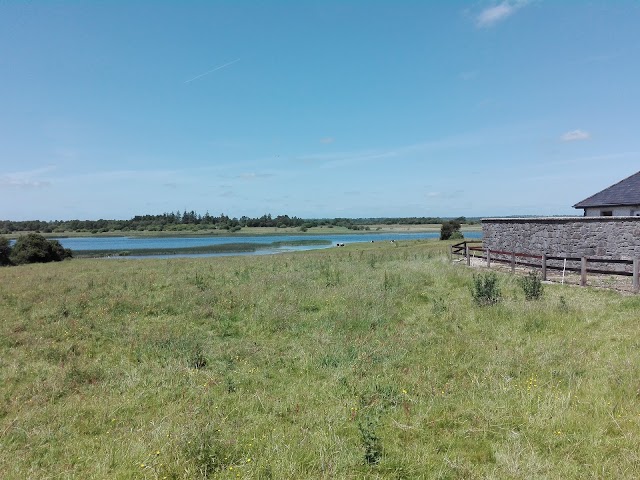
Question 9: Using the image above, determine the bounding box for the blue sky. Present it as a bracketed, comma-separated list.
[2, 1, 640, 221]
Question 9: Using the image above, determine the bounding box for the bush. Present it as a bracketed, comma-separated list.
[520, 271, 544, 300]
[471, 271, 501, 306]
[0, 236, 11, 266]
[9, 233, 73, 265]
[440, 220, 462, 240]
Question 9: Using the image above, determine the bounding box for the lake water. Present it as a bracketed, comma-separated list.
[53, 230, 481, 259]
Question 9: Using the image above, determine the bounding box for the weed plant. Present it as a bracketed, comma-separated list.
[471, 271, 502, 305]
[1, 240, 639, 478]
[520, 270, 544, 300]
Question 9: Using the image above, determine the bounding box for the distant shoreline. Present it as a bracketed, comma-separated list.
[5, 223, 481, 240]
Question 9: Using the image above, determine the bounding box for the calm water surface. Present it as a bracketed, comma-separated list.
[54, 231, 481, 258]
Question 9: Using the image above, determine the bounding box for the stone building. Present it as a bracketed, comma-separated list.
[573, 170, 640, 217]
[482, 170, 640, 259]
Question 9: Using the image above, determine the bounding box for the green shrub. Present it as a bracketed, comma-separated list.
[520, 271, 544, 300]
[9, 233, 72, 265]
[440, 220, 462, 240]
[0, 236, 11, 266]
[471, 271, 501, 306]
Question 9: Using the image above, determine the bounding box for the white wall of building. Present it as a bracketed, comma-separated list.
[583, 206, 640, 217]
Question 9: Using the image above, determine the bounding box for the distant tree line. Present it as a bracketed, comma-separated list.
[0, 212, 475, 235]
[0, 234, 73, 266]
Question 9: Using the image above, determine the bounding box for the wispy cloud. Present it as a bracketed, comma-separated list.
[233, 172, 275, 180]
[237, 172, 274, 180]
[561, 129, 590, 142]
[0, 177, 51, 189]
[476, 1, 529, 28]
[296, 126, 526, 170]
[0, 166, 56, 189]
[296, 149, 397, 167]
[539, 151, 639, 168]
[184, 58, 240, 84]
[580, 52, 623, 64]
[458, 70, 479, 81]
[425, 190, 464, 200]
[320, 137, 335, 144]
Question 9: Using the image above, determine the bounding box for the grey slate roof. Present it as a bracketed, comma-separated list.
[573, 170, 640, 209]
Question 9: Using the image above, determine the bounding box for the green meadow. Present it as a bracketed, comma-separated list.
[1, 240, 639, 478]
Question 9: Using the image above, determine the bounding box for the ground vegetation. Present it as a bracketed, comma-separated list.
[1, 240, 636, 478]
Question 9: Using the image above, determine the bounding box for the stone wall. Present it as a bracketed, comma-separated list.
[482, 217, 640, 259]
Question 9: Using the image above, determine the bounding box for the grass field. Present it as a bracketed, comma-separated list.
[1, 240, 639, 478]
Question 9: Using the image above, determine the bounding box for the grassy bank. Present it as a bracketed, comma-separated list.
[1, 240, 639, 478]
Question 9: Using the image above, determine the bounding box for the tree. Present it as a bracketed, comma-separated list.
[9, 233, 72, 265]
[440, 220, 462, 240]
[0, 236, 11, 266]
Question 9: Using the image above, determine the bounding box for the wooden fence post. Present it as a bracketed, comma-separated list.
[633, 258, 639, 293]
[581, 257, 587, 287]
[486, 249, 491, 268]
[542, 253, 547, 281]
[465, 243, 470, 266]
[511, 251, 515, 273]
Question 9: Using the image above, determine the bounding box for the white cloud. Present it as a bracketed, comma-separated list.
[476, 1, 528, 28]
[320, 137, 335, 144]
[561, 129, 591, 142]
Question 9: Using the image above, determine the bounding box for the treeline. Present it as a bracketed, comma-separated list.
[0, 212, 475, 234]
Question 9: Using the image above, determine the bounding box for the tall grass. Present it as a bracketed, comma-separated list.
[1, 240, 639, 478]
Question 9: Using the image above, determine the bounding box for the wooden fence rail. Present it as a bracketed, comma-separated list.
[451, 241, 640, 293]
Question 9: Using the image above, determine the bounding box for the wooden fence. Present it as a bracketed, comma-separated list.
[450, 241, 640, 293]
